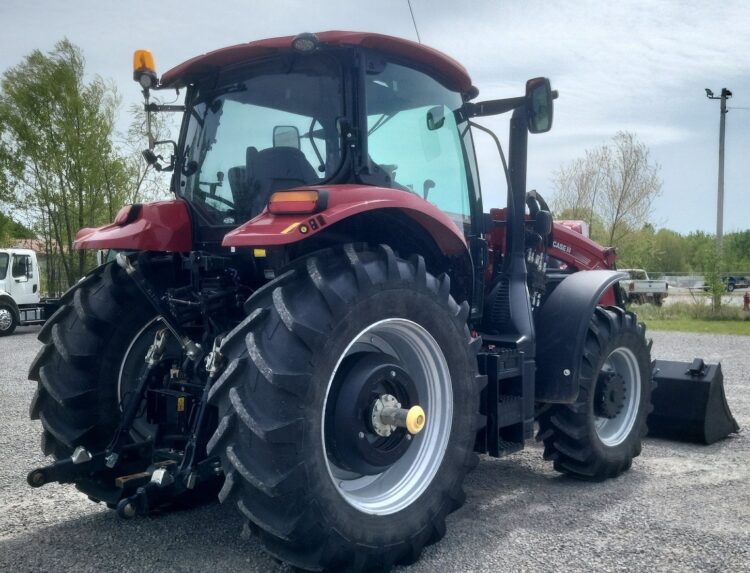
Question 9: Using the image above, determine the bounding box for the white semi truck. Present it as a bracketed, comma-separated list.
[0, 248, 59, 336]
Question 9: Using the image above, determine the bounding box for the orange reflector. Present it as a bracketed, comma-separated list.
[268, 190, 320, 215]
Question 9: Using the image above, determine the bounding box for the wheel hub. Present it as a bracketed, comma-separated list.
[595, 371, 627, 419]
[371, 394, 401, 437]
[0, 309, 12, 331]
[327, 354, 417, 476]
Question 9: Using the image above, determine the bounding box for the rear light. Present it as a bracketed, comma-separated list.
[629, 282, 634, 291]
[114, 204, 142, 226]
[268, 190, 326, 215]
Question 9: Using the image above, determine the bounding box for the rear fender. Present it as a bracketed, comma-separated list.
[221, 185, 468, 257]
[535, 270, 627, 403]
[73, 200, 192, 252]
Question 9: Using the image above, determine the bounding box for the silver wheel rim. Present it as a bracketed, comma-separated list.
[0, 309, 12, 331]
[594, 347, 641, 447]
[322, 318, 453, 516]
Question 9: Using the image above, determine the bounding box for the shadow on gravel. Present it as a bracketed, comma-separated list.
[0, 499, 286, 573]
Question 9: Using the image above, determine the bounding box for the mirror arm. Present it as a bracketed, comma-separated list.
[457, 96, 526, 121]
[145, 103, 187, 113]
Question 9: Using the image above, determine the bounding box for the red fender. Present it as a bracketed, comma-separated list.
[222, 184, 468, 257]
[73, 200, 192, 252]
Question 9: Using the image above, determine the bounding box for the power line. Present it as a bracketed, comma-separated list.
[408, 0, 422, 44]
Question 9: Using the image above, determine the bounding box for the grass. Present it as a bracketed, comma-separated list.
[632, 302, 750, 336]
[642, 319, 750, 336]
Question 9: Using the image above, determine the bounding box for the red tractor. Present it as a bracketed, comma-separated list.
[25, 31, 735, 572]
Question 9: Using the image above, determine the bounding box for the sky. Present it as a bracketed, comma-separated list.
[1, 0, 749, 234]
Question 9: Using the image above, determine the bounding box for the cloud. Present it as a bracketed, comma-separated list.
[0, 0, 748, 233]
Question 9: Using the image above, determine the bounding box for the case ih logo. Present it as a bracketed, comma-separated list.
[553, 241, 572, 254]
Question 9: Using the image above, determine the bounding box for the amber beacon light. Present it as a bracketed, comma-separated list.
[133, 49, 158, 88]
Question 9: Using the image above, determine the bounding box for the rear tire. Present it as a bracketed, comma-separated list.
[0, 303, 18, 336]
[28, 264, 154, 461]
[207, 245, 484, 572]
[537, 307, 652, 481]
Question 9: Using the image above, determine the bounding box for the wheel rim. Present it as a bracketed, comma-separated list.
[594, 347, 641, 447]
[0, 309, 12, 331]
[322, 318, 453, 516]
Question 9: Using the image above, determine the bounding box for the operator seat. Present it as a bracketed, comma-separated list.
[246, 146, 319, 216]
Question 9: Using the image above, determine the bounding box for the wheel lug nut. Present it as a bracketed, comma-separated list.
[389, 370, 396, 378]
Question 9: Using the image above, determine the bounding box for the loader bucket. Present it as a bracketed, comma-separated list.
[648, 358, 739, 445]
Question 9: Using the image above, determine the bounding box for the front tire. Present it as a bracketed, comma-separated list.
[537, 307, 652, 481]
[0, 303, 18, 336]
[207, 245, 484, 572]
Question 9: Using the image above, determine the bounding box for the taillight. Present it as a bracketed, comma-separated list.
[268, 190, 326, 215]
[629, 282, 634, 291]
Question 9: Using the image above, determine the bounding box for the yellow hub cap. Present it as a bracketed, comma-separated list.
[406, 406, 426, 434]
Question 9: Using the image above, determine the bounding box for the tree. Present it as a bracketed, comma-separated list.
[0, 39, 132, 293]
[0, 211, 35, 247]
[552, 131, 662, 247]
[121, 102, 173, 204]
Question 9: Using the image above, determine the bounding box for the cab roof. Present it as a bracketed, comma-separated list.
[159, 31, 473, 94]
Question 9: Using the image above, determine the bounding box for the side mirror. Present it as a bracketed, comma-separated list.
[141, 140, 176, 172]
[525, 77, 554, 134]
[273, 125, 301, 149]
[26, 258, 33, 279]
[426, 105, 446, 131]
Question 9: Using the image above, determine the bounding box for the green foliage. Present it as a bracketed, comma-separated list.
[0, 39, 133, 293]
[0, 211, 35, 246]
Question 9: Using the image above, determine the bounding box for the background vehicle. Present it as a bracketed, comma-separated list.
[620, 268, 668, 305]
[722, 276, 749, 292]
[0, 248, 59, 336]
[25, 32, 735, 572]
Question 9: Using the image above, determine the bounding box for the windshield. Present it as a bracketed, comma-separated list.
[364, 60, 476, 232]
[0, 253, 7, 280]
[179, 55, 345, 225]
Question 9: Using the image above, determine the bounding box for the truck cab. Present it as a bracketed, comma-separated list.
[0, 248, 51, 335]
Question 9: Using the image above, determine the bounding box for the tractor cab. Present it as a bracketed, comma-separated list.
[136, 32, 551, 245]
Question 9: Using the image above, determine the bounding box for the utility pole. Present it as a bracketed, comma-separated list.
[705, 87, 732, 254]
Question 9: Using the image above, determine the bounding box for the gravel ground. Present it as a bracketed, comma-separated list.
[1, 326, 748, 572]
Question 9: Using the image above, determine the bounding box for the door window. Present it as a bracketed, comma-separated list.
[0, 253, 8, 280]
[12, 254, 30, 278]
[364, 61, 477, 232]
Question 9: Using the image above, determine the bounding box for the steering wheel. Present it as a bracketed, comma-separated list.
[196, 188, 235, 209]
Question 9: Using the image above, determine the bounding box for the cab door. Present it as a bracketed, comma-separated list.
[10, 252, 37, 305]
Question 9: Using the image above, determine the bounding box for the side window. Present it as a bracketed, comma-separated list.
[367, 106, 470, 218]
[0, 253, 8, 280]
[12, 254, 30, 278]
[365, 61, 476, 232]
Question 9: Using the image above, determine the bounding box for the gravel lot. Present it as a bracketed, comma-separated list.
[1, 326, 748, 572]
